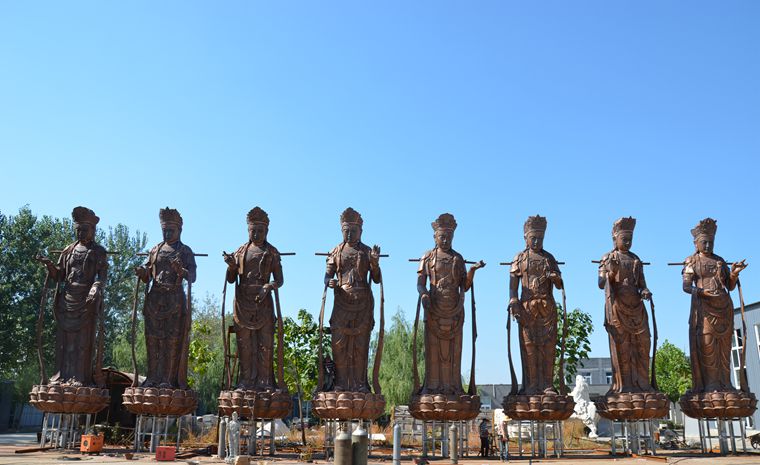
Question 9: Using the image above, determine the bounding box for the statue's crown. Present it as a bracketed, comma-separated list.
[159, 207, 183, 226]
[431, 213, 457, 231]
[691, 217, 717, 239]
[612, 216, 636, 236]
[72, 206, 99, 225]
[340, 207, 363, 226]
[246, 207, 269, 225]
[524, 215, 547, 234]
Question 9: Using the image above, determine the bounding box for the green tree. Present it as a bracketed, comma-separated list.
[654, 340, 692, 403]
[369, 307, 424, 414]
[100, 224, 148, 366]
[277, 309, 331, 400]
[555, 306, 594, 388]
[188, 295, 225, 413]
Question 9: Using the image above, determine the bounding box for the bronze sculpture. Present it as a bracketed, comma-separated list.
[29, 206, 110, 414]
[409, 213, 484, 421]
[594, 217, 668, 420]
[679, 218, 757, 418]
[217, 207, 292, 419]
[503, 215, 574, 420]
[312, 208, 385, 420]
[122, 207, 197, 416]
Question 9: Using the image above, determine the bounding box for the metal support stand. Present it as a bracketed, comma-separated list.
[442, 421, 449, 458]
[40, 412, 92, 449]
[696, 417, 749, 456]
[609, 419, 656, 456]
[421, 421, 428, 457]
[516, 420, 563, 458]
[134, 415, 181, 453]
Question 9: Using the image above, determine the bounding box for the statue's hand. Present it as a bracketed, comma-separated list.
[420, 292, 431, 309]
[256, 284, 272, 302]
[135, 266, 148, 279]
[731, 259, 748, 278]
[223, 251, 236, 268]
[607, 256, 619, 275]
[470, 260, 486, 271]
[549, 272, 564, 289]
[509, 298, 524, 320]
[171, 258, 186, 277]
[641, 288, 652, 301]
[86, 285, 101, 303]
[370, 245, 381, 266]
[327, 279, 338, 289]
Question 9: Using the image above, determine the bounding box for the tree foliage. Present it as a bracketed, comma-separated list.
[188, 295, 225, 413]
[555, 306, 594, 387]
[370, 307, 424, 414]
[654, 340, 692, 403]
[276, 309, 331, 401]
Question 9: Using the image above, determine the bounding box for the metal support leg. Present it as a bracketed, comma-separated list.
[529, 421, 535, 458]
[740, 418, 748, 453]
[728, 419, 736, 454]
[176, 416, 182, 451]
[421, 421, 428, 458]
[249, 419, 257, 455]
[270, 419, 276, 455]
[442, 421, 449, 458]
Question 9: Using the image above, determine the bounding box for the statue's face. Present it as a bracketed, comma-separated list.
[75, 223, 95, 244]
[248, 223, 268, 245]
[614, 232, 633, 252]
[162, 223, 181, 243]
[342, 223, 362, 245]
[434, 229, 454, 251]
[525, 231, 544, 252]
[695, 236, 714, 254]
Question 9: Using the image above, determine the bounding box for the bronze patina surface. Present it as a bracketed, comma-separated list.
[678, 218, 756, 419]
[217, 207, 292, 419]
[312, 208, 385, 420]
[409, 213, 484, 421]
[123, 208, 197, 416]
[30, 207, 109, 414]
[594, 217, 669, 420]
[503, 215, 574, 421]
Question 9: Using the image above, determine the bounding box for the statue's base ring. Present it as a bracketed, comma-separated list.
[409, 393, 481, 421]
[679, 389, 757, 419]
[122, 387, 197, 416]
[30, 384, 109, 414]
[595, 391, 669, 420]
[503, 393, 575, 421]
[217, 389, 292, 418]
[312, 391, 385, 420]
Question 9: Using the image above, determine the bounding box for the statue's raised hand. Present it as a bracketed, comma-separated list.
[470, 260, 486, 271]
[731, 259, 748, 277]
[370, 245, 381, 266]
[171, 258, 186, 277]
[222, 251, 236, 268]
[135, 265, 148, 280]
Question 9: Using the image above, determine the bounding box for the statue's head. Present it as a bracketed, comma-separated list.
[159, 207, 183, 244]
[72, 206, 99, 244]
[231, 411, 238, 421]
[340, 208, 363, 246]
[432, 213, 457, 252]
[523, 215, 547, 252]
[246, 207, 269, 246]
[575, 374, 584, 386]
[691, 218, 717, 255]
[612, 217, 635, 252]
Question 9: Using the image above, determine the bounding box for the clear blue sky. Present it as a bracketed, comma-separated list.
[1, 1, 759, 385]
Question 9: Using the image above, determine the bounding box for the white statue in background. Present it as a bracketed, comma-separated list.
[226, 412, 241, 463]
[570, 375, 598, 439]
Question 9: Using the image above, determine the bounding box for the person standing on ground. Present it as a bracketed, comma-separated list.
[479, 418, 490, 457]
